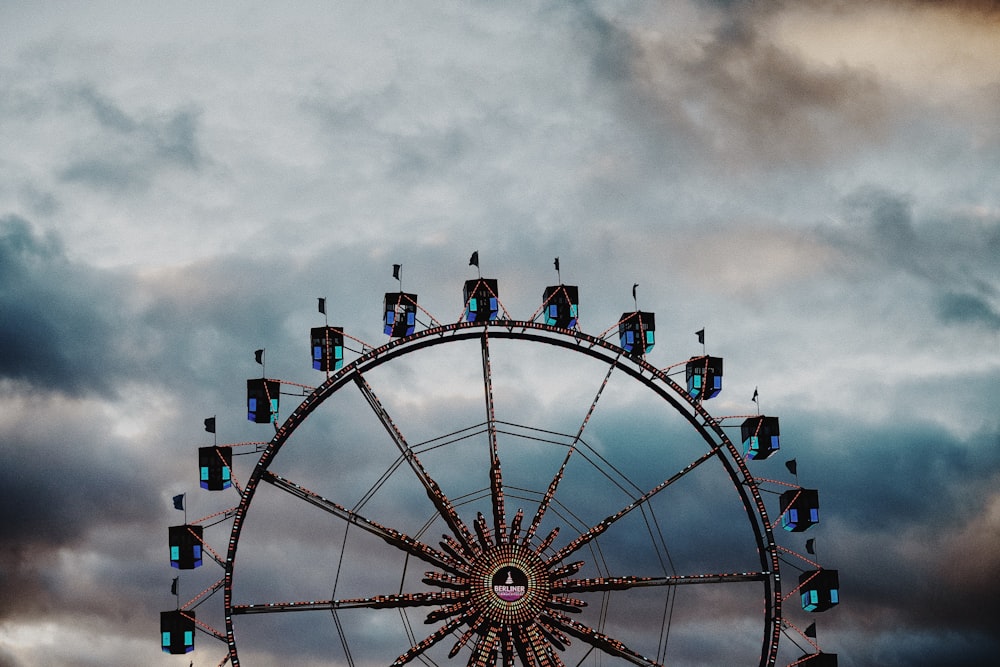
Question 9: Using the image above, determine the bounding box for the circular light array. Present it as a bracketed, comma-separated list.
[469, 543, 551, 626]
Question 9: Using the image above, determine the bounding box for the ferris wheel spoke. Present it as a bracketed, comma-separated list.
[553, 571, 770, 595]
[354, 372, 479, 554]
[543, 612, 661, 667]
[545, 445, 720, 567]
[231, 590, 467, 615]
[263, 470, 464, 573]
[535, 618, 571, 652]
[521, 622, 566, 667]
[501, 628, 516, 667]
[523, 357, 621, 547]
[391, 611, 476, 667]
[469, 626, 502, 667]
[481, 331, 508, 543]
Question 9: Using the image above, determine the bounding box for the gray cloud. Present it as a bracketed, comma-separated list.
[815, 186, 1000, 335]
[57, 85, 202, 191]
[0, 2, 997, 666]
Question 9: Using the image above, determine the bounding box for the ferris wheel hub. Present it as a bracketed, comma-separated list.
[468, 542, 553, 626]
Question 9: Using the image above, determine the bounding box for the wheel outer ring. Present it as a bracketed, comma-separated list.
[222, 319, 782, 667]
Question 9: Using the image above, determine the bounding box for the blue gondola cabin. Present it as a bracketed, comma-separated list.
[160, 610, 195, 654]
[741, 416, 780, 460]
[779, 488, 819, 532]
[199, 446, 232, 491]
[543, 285, 579, 329]
[686, 356, 723, 400]
[464, 279, 499, 322]
[619, 311, 655, 356]
[311, 326, 344, 371]
[384, 292, 417, 337]
[169, 524, 203, 569]
[800, 569, 840, 612]
[247, 379, 279, 424]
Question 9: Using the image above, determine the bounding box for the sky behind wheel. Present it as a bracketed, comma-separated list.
[0, 2, 998, 666]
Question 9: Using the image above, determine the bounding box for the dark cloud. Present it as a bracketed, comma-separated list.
[0, 217, 323, 400]
[0, 216, 126, 395]
[937, 291, 1000, 329]
[771, 0, 1000, 17]
[908, 0, 1000, 14]
[0, 400, 160, 625]
[786, 415, 1000, 641]
[613, 6, 889, 169]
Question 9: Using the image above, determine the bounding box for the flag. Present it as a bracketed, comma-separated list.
[696, 328, 705, 344]
[392, 264, 401, 280]
[804, 622, 816, 638]
[553, 257, 559, 272]
[805, 538, 815, 555]
[318, 297, 325, 315]
[469, 251, 479, 267]
[785, 459, 798, 476]
[752, 387, 759, 403]
[170, 577, 178, 596]
[254, 349, 264, 365]
[172, 494, 185, 511]
[204, 417, 215, 434]
[632, 283, 638, 302]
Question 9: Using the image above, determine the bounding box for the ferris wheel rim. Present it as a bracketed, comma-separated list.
[221, 319, 782, 667]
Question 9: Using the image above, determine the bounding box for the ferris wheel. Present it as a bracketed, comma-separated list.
[162, 259, 839, 667]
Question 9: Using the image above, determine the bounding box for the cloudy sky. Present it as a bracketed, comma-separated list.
[1, 1, 998, 666]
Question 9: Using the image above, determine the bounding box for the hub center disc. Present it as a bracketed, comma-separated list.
[469, 543, 551, 625]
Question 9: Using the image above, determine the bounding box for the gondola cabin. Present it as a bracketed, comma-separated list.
[169, 524, 203, 569]
[779, 488, 820, 532]
[796, 653, 838, 667]
[686, 356, 723, 399]
[198, 446, 232, 491]
[464, 278, 499, 322]
[542, 285, 579, 329]
[246, 378, 279, 424]
[160, 610, 195, 654]
[741, 416, 780, 460]
[618, 311, 655, 356]
[384, 292, 417, 337]
[800, 569, 840, 612]
[311, 326, 344, 371]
